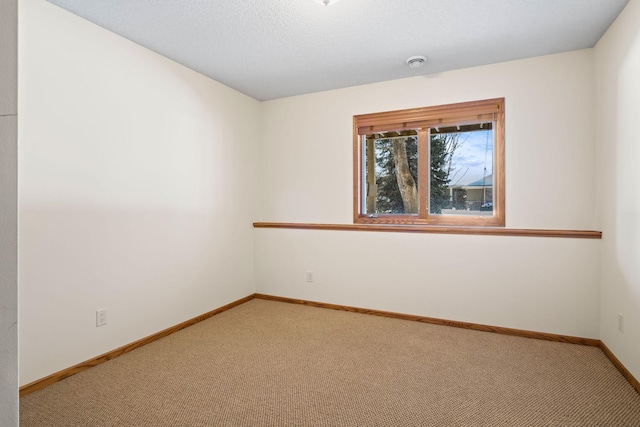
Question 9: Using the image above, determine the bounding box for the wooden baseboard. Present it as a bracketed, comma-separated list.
[600, 341, 640, 395]
[19, 294, 256, 397]
[255, 294, 640, 395]
[254, 294, 601, 347]
[21, 292, 639, 397]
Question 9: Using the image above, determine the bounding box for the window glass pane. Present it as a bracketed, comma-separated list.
[429, 123, 494, 216]
[364, 133, 418, 214]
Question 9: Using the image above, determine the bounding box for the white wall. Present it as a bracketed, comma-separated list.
[18, 0, 261, 386]
[256, 51, 601, 338]
[19, 0, 638, 393]
[0, 0, 18, 423]
[595, 0, 640, 381]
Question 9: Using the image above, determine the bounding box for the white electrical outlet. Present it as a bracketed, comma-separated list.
[96, 309, 107, 327]
[306, 271, 314, 283]
[618, 313, 624, 333]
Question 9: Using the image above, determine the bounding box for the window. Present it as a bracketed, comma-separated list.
[353, 98, 504, 226]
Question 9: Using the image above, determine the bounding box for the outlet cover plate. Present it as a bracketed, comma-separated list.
[96, 309, 107, 327]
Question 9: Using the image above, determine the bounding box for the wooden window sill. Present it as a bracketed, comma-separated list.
[253, 222, 602, 239]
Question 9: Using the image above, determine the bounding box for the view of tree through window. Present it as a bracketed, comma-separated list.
[354, 98, 504, 226]
[364, 126, 493, 216]
[366, 135, 418, 214]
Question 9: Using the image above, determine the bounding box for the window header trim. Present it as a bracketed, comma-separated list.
[355, 98, 503, 135]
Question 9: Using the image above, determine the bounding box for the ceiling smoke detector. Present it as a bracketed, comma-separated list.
[406, 55, 427, 69]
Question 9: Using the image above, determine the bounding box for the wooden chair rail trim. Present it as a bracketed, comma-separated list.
[253, 222, 602, 239]
[20, 293, 638, 397]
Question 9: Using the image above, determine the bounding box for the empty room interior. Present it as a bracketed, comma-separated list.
[3, 0, 640, 424]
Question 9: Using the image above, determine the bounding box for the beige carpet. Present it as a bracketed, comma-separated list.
[20, 299, 640, 426]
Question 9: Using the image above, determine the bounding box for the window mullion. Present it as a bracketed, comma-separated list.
[418, 128, 428, 219]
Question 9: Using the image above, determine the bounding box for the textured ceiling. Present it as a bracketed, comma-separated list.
[47, 0, 630, 101]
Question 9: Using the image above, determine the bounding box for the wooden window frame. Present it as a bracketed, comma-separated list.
[353, 98, 505, 227]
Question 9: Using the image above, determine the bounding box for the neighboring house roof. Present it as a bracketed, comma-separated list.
[465, 174, 493, 187]
[449, 174, 492, 189]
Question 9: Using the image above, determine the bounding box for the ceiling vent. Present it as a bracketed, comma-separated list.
[311, 0, 341, 5]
